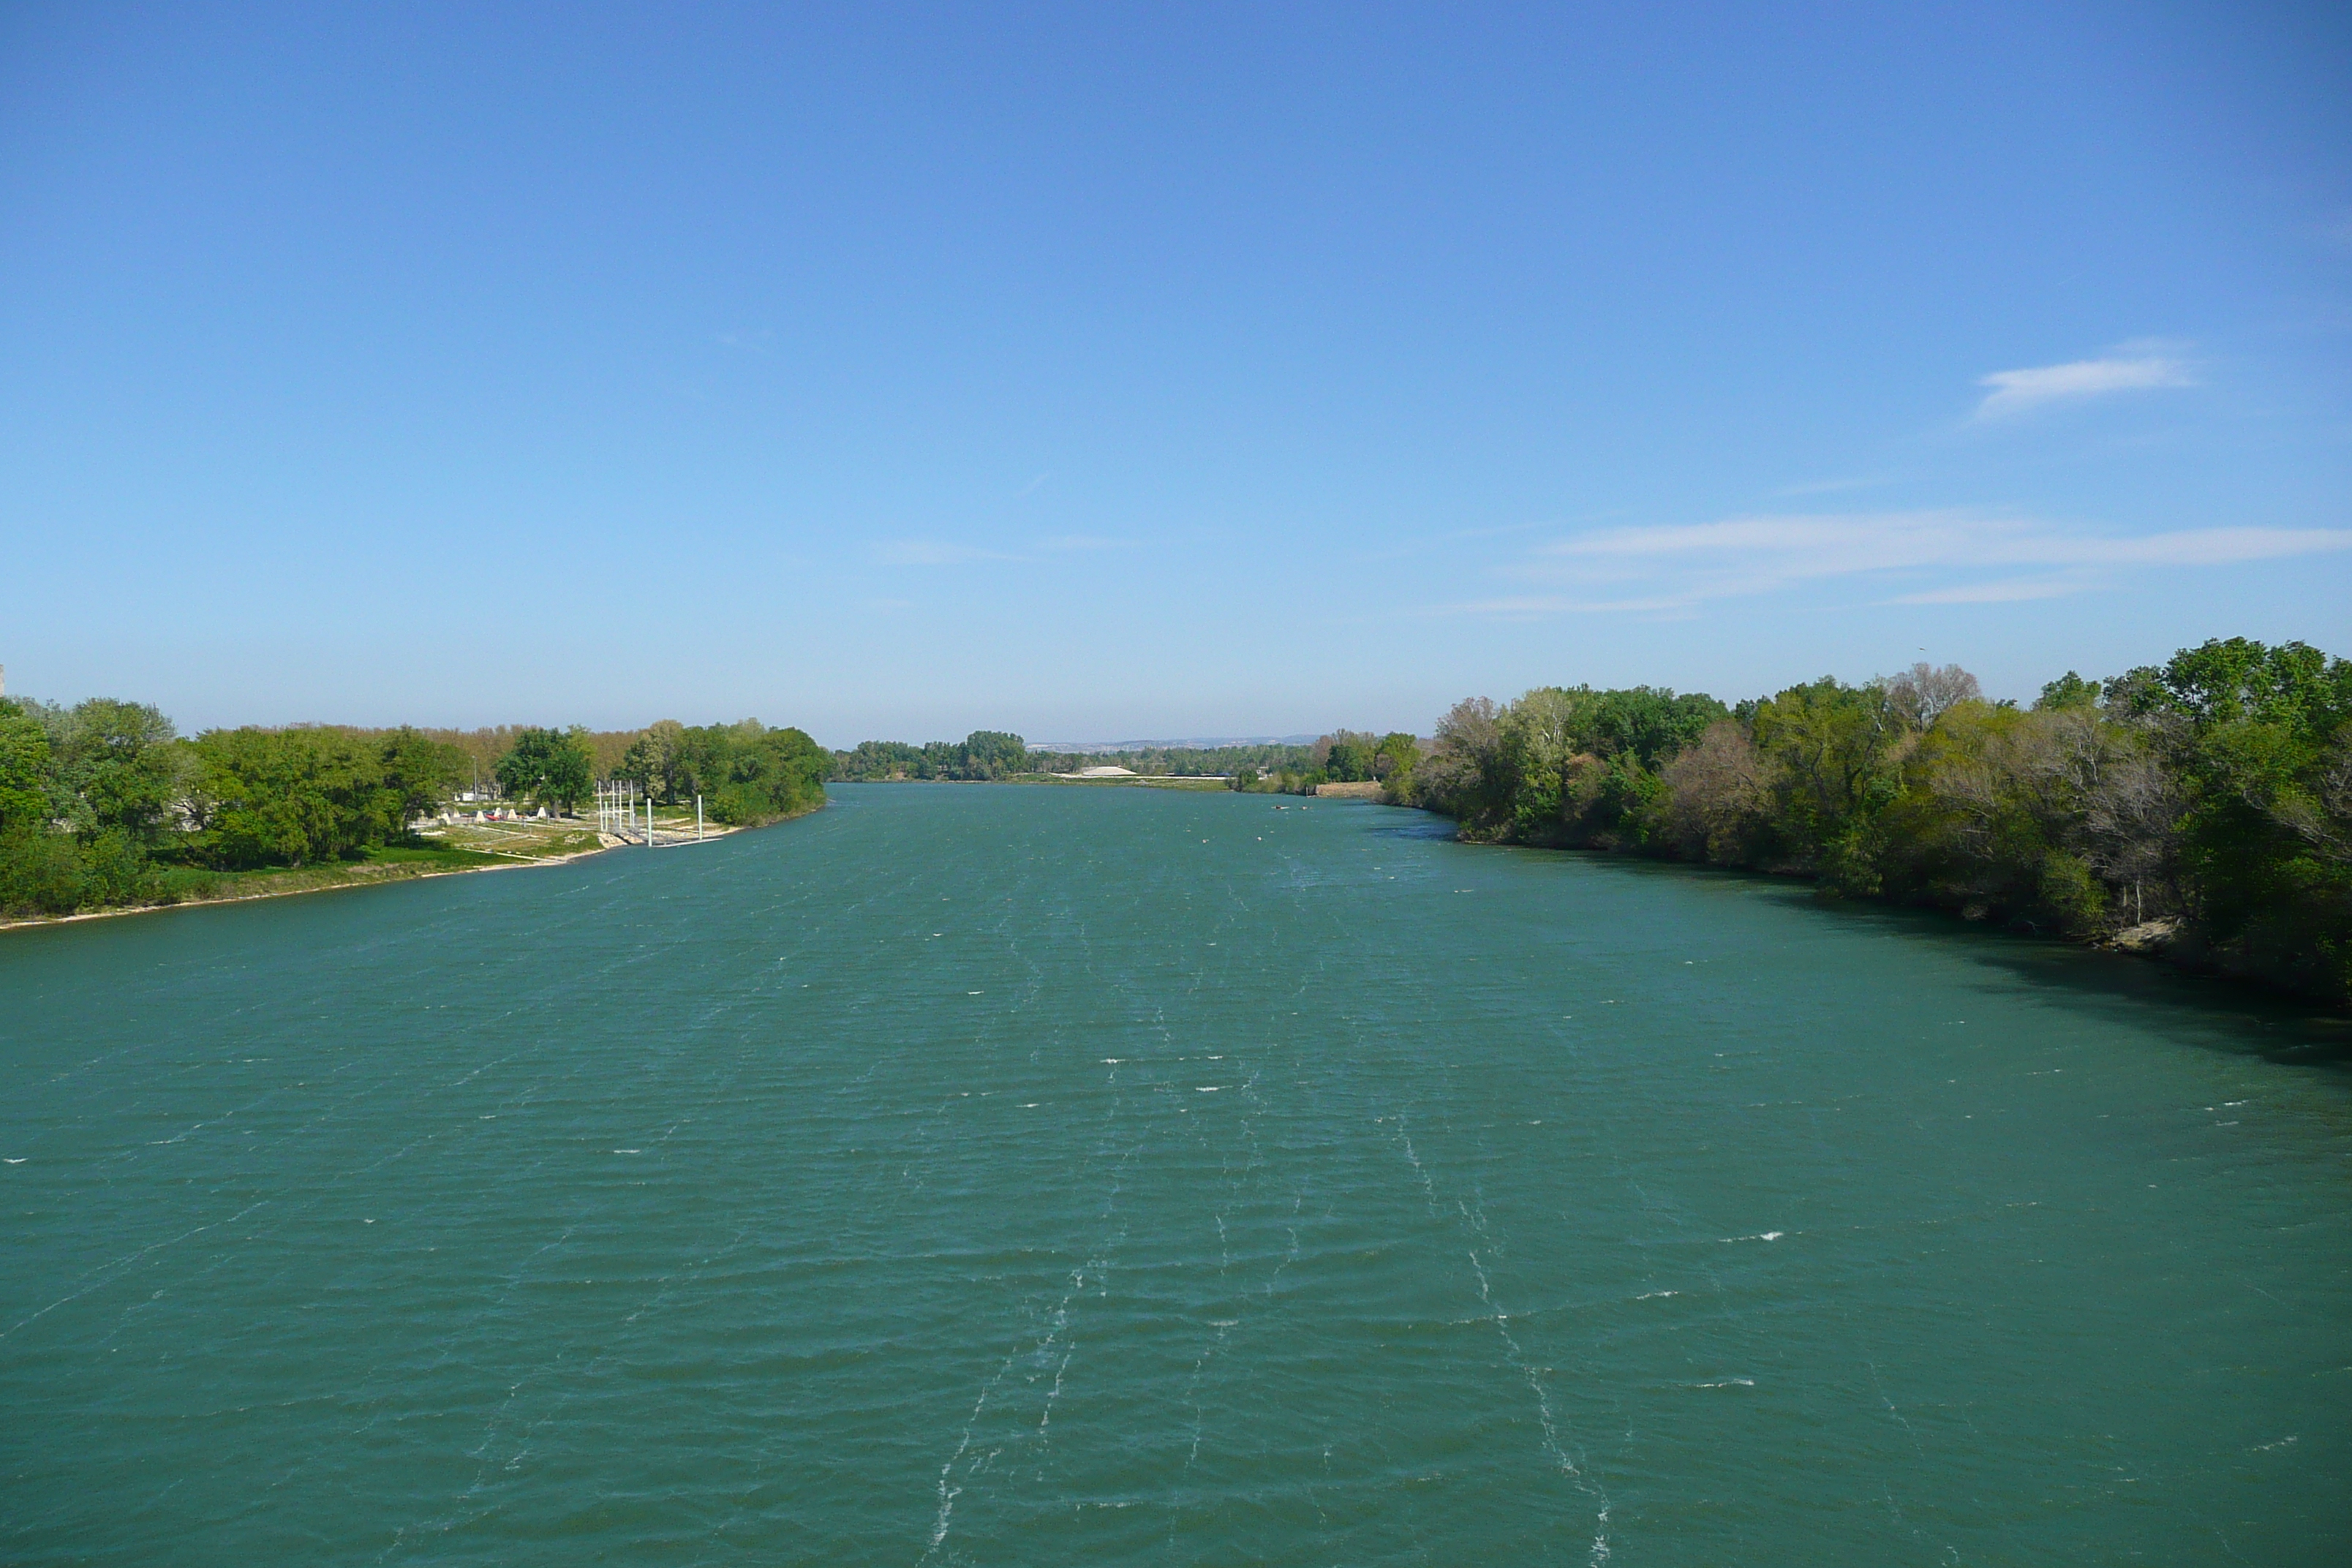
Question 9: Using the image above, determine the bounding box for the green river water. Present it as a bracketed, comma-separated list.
[3, 783, 2347, 1564]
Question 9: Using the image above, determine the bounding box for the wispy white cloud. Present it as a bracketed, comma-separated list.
[1974, 349, 2194, 418]
[1428, 510, 2352, 617]
[1547, 514, 2349, 572]
[873, 540, 1017, 566]
[1888, 577, 2081, 605]
[1036, 534, 1134, 552]
[1430, 593, 1706, 618]
[875, 535, 1137, 565]
[2029, 526, 2352, 566]
[1774, 474, 1891, 497]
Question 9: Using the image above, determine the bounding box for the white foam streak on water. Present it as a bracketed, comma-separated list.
[1460, 1210, 1613, 1561]
[0, 1199, 271, 1343]
[924, 1347, 1015, 1558]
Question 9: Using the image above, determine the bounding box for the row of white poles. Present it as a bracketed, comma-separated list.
[595, 780, 644, 840]
[595, 781, 706, 847]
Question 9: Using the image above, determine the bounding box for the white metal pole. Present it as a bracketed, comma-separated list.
[697, 794, 703, 841]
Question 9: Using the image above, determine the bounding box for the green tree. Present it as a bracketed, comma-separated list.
[682, 720, 827, 823]
[1415, 686, 1725, 848]
[0, 820, 88, 916]
[1374, 733, 1420, 784]
[617, 719, 693, 802]
[375, 728, 466, 836]
[187, 729, 344, 867]
[1321, 733, 1379, 783]
[1747, 678, 1910, 891]
[0, 697, 81, 916]
[1410, 698, 1513, 834]
[52, 698, 183, 843]
[181, 726, 464, 869]
[494, 727, 595, 814]
[0, 699, 54, 829]
[832, 739, 932, 780]
[2111, 638, 2352, 996]
[960, 731, 1031, 780]
[2035, 671, 2100, 712]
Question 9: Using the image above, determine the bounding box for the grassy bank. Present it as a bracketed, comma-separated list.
[3, 842, 529, 930]
[181, 843, 516, 898]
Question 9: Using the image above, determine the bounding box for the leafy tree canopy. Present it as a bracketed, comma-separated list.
[495, 727, 595, 813]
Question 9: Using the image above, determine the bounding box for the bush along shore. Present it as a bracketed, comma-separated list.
[1381, 638, 2351, 1006]
[0, 703, 826, 924]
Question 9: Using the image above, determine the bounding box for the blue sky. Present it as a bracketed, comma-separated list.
[2, 2, 2347, 745]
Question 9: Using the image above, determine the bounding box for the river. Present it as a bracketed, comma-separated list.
[3, 783, 2346, 1564]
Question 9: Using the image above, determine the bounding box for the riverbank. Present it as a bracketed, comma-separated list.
[0, 794, 829, 934]
[0, 841, 592, 932]
[1402, 801, 2351, 1012]
[1398, 644, 2352, 1007]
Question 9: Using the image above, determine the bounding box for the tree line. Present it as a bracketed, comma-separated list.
[601, 719, 829, 823]
[829, 734, 1353, 780]
[12, 639, 2344, 1000]
[1039, 741, 1321, 777]
[830, 731, 1035, 781]
[0, 700, 825, 919]
[1390, 638, 2351, 1003]
[0, 701, 474, 913]
[1229, 731, 1422, 794]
